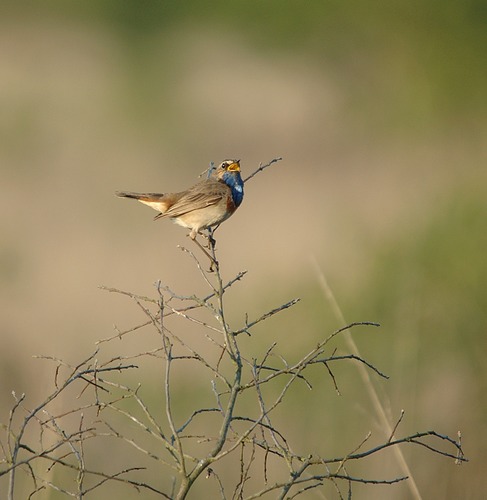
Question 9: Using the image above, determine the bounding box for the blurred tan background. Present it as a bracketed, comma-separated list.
[1, 1, 486, 498]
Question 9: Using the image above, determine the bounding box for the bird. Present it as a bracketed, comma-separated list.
[115, 159, 244, 240]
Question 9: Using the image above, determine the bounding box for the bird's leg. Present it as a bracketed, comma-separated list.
[207, 228, 217, 250]
[205, 228, 220, 272]
[190, 233, 218, 272]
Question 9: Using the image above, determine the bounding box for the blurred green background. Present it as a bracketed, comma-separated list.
[1, 0, 486, 498]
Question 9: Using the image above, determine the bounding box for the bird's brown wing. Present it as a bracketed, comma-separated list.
[155, 180, 227, 220]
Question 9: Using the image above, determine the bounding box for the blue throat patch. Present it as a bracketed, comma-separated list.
[223, 171, 244, 207]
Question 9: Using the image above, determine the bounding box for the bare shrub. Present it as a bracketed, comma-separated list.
[0, 159, 466, 499]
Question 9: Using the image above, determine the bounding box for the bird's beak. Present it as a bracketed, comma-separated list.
[227, 160, 240, 172]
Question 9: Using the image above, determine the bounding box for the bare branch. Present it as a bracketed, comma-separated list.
[243, 157, 283, 183]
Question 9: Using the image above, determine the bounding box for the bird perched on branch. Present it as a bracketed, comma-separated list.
[116, 159, 244, 240]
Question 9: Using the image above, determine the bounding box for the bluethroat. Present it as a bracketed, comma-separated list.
[116, 159, 244, 240]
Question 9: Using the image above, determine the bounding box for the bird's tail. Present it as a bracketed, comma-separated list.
[115, 191, 169, 215]
[116, 191, 155, 200]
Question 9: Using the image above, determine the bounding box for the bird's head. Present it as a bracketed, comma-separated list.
[217, 159, 240, 174]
